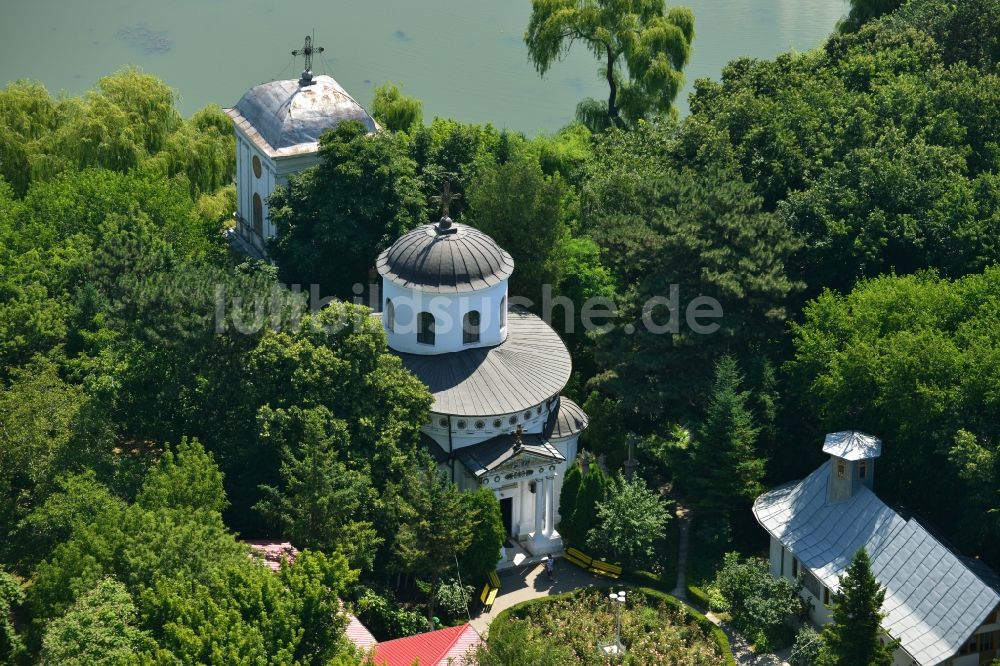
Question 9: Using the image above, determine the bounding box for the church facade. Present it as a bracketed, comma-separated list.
[376, 216, 587, 559]
[754, 432, 1000, 666]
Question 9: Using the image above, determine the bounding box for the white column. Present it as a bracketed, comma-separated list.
[543, 477, 554, 536]
[533, 480, 544, 537]
[549, 475, 558, 535]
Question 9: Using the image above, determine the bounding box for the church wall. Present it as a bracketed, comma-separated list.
[382, 280, 508, 355]
[422, 397, 559, 451]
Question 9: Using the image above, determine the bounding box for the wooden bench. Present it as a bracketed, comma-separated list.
[564, 547, 593, 570]
[480, 571, 502, 612]
[590, 559, 622, 579]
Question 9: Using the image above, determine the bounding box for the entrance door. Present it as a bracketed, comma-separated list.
[500, 497, 513, 539]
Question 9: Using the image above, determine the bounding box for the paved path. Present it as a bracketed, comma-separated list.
[470, 557, 612, 635]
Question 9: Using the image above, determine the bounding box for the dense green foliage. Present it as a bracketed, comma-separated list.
[268, 121, 425, 298]
[4, 0, 1000, 659]
[820, 549, 896, 666]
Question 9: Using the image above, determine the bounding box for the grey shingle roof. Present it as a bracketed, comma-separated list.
[397, 309, 571, 417]
[753, 461, 1000, 665]
[226, 75, 377, 158]
[823, 430, 883, 461]
[455, 432, 565, 478]
[376, 222, 514, 293]
[543, 396, 588, 440]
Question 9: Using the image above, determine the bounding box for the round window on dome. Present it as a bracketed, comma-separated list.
[475, 420, 485, 430]
[493, 419, 502, 429]
[438, 418, 449, 428]
[252, 155, 262, 179]
[524, 410, 532, 420]
[536, 405, 543, 415]
[457, 419, 467, 430]
[509, 415, 518, 426]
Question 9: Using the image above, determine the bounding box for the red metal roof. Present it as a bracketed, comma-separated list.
[371, 623, 482, 666]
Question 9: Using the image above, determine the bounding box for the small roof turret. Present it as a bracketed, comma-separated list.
[823, 430, 882, 461]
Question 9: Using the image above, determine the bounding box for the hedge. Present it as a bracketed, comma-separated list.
[490, 584, 735, 666]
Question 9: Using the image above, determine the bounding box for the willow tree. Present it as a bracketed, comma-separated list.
[524, 0, 694, 131]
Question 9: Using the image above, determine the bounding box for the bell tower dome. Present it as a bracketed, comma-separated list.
[824, 430, 881, 503]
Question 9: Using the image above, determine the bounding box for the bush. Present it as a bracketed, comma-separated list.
[434, 579, 474, 622]
[790, 626, 824, 666]
[355, 589, 427, 640]
[712, 552, 805, 651]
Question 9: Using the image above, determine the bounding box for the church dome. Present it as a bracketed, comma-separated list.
[227, 74, 377, 158]
[376, 220, 514, 293]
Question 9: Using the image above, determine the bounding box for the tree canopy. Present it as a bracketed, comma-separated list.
[525, 0, 695, 130]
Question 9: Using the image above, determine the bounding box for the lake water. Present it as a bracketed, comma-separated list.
[0, 0, 847, 134]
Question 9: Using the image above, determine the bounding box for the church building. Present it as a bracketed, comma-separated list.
[225, 37, 378, 256]
[226, 42, 586, 565]
[375, 213, 587, 561]
[754, 431, 1000, 666]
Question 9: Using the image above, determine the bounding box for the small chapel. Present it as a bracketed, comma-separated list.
[225, 36, 378, 256]
[226, 41, 586, 564]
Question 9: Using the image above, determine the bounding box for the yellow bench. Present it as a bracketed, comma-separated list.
[590, 559, 622, 579]
[480, 571, 502, 611]
[564, 547, 593, 570]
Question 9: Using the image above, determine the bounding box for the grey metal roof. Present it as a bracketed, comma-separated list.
[420, 432, 450, 464]
[397, 308, 572, 417]
[753, 461, 1000, 665]
[226, 75, 377, 158]
[455, 432, 565, 478]
[823, 430, 883, 461]
[543, 396, 589, 440]
[376, 221, 514, 293]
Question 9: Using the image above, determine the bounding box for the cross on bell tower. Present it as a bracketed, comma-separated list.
[292, 34, 325, 86]
[431, 181, 461, 230]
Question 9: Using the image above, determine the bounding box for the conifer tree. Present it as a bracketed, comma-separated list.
[686, 356, 765, 513]
[557, 462, 583, 543]
[821, 548, 896, 666]
[571, 464, 610, 543]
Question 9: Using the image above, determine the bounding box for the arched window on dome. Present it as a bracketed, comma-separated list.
[252, 193, 263, 237]
[385, 298, 395, 333]
[499, 296, 507, 329]
[463, 310, 480, 344]
[417, 312, 435, 345]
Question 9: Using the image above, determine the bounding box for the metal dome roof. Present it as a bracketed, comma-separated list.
[376, 220, 514, 293]
[226, 74, 377, 158]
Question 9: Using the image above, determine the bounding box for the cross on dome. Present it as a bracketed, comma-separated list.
[292, 34, 325, 86]
[431, 181, 462, 229]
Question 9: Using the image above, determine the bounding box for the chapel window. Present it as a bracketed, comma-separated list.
[252, 154, 262, 178]
[417, 312, 435, 345]
[858, 460, 868, 479]
[837, 460, 846, 480]
[385, 299, 395, 333]
[463, 310, 480, 344]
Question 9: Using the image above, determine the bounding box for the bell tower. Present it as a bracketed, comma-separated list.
[824, 430, 881, 503]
